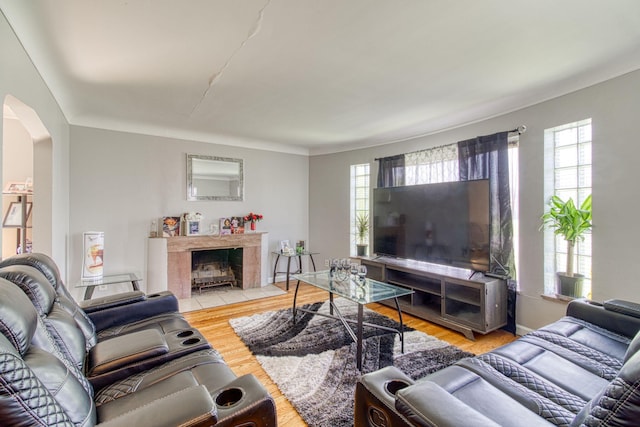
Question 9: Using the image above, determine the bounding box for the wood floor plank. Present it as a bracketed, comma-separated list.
[183, 281, 517, 426]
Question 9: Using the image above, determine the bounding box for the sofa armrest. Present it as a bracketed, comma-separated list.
[87, 291, 179, 332]
[396, 381, 501, 427]
[355, 366, 415, 427]
[79, 291, 146, 313]
[213, 374, 277, 427]
[567, 299, 640, 339]
[88, 329, 169, 376]
[97, 385, 217, 427]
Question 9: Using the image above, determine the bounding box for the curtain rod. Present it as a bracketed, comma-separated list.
[374, 125, 527, 161]
[509, 125, 527, 135]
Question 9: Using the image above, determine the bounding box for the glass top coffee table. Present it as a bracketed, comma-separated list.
[292, 270, 414, 370]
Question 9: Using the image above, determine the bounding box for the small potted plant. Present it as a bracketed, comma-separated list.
[540, 194, 592, 298]
[356, 213, 369, 257]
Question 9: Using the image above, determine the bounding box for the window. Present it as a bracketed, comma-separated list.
[350, 163, 370, 256]
[543, 119, 592, 296]
[404, 144, 459, 184]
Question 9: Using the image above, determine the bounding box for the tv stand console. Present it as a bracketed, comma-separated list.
[361, 256, 507, 340]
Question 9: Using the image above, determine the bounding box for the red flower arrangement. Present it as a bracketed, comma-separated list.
[243, 212, 263, 223]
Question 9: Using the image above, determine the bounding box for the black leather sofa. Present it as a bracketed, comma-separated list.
[0, 253, 277, 426]
[355, 299, 640, 426]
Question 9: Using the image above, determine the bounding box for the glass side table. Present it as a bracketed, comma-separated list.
[271, 251, 319, 290]
[75, 273, 142, 300]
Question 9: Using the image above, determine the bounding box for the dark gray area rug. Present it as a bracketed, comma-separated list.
[230, 298, 473, 427]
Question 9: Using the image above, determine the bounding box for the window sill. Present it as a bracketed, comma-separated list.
[540, 293, 574, 304]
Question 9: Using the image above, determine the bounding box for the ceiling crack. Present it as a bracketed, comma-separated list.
[189, 0, 272, 117]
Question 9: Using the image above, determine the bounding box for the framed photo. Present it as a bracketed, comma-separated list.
[220, 217, 232, 235]
[3, 201, 32, 227]
[186, 220, 200, 236]
[82, 231, 104, 279]
[230, 216, 245, 234]
[3, 181, 29, 194]
[280, 240, 294, 255]
[161, 216, 181, 237]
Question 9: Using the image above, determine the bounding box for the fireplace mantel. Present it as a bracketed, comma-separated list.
[147, 232, 268, 299]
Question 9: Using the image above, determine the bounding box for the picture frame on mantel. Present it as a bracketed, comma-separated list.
[162, 217, 181, 237]
[186, 220, 200, 236]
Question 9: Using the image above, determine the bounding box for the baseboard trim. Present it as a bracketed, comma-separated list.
[516, 324, 534, 336]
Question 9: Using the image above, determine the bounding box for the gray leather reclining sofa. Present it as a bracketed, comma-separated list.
[355, 298, 640, 426]
[0, 253, 277, 427]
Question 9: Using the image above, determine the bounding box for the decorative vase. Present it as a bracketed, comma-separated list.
[250, 221, 256, 231]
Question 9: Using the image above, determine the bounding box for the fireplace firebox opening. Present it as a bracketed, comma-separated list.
[191, 248, 243, 293]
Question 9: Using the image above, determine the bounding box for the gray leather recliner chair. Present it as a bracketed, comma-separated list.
[0, 277, 277, 426]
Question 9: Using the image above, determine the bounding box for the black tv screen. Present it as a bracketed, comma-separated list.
[373, 180, 490, 271]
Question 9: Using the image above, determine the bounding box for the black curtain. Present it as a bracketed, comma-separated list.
[458, 131, 516, 334]
[376, 154, 406, 188]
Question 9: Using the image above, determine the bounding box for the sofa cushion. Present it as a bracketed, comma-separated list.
[603, 299, 640, 319]
[489, 339, 612, 401]
[537, 317, 630, 361]
[0, 278, 37, 354]
[0, 334, 75, 427]
[419, 365, 555, 426]
[461, 355, 586, 418]
[571, 350, 640, 427]
[25, 347, 97, 427]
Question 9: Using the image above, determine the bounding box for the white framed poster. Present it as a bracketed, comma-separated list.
[82, 231, 104, 279]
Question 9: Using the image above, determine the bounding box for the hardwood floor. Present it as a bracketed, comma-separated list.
[183, 281, 517, 427]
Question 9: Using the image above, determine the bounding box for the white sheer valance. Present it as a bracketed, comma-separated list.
[404, 143, 459, 185]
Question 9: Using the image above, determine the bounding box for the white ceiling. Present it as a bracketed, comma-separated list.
[3, 1, 640, 155]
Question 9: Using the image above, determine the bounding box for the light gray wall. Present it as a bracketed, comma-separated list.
[310, 69, 640, 331]
[0, 11, 70, 275]
[69, 126, 308, 296]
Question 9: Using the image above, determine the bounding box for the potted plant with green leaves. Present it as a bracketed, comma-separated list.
[540, 194, 592, 298]
[356, 213, 370, 257]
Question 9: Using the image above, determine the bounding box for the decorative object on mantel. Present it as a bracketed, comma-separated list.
[183, 212, 203, 236]
[540, 194, 592, 298]
[82, 231, 104, 279]
[149, 220, 158, 238]
[162, 217, 181, 237]
[220, 218, 232, 235]
[209, 222, 219, 235]
[243, 212, 263, 231]
[231, 216, 245, 234]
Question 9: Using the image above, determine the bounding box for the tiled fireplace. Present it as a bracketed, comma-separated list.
[147, 233, 268, 299]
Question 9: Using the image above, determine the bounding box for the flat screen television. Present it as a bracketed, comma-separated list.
[373, 179, 490, 271]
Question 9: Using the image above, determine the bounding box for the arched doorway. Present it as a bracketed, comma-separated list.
[2, 95, 53, 258]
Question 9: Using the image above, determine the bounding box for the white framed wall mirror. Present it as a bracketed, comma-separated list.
[187, 154, 244, 201]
